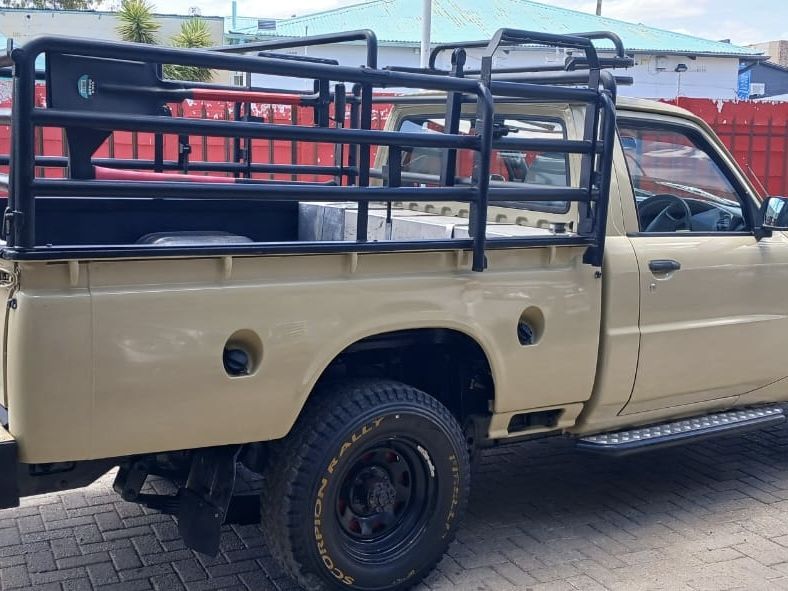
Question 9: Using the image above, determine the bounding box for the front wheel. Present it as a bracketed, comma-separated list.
[261, 380, 471, 591]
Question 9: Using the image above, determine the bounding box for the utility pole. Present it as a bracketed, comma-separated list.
[596, 0, 602, 15]
[420, 0, 432, 69]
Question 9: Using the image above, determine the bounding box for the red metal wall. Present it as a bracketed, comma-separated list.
[664, 98, 788, 197]
[1, 89, 786, 197]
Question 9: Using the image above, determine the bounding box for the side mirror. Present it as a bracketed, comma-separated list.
[760, 196, 788, 231]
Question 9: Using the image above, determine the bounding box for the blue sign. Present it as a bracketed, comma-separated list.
[737, 68, 751, 100]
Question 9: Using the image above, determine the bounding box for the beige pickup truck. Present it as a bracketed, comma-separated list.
[2, 28, 788, 591]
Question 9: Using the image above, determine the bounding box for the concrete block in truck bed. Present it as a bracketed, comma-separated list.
[299, 202, 464, 241]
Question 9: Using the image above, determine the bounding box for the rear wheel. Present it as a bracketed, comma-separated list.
[261, 380, 471, 590]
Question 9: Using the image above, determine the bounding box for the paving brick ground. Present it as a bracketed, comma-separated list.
[5, 423, 788, 590]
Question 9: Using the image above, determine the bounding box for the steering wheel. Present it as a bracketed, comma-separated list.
[638, 194, 693, 232]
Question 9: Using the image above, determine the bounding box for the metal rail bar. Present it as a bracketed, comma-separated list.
[491, 138, 593, 153]
[19, 158, 348, 178]
[369, 168, 592, 195]
[32, 179, 479, 201]
[212, 29, 379, 71]
[32, 110, 482, 150]
[429, 29, 600, 70]
[3, 28, 617, 272]
[0, 234, 593, 262]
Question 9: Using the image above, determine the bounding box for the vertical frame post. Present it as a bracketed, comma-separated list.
[440, 49, 466, 187]
[347, 84, 361, 188]
[8, 47, 36, 248]
[470, 66, 494, 272]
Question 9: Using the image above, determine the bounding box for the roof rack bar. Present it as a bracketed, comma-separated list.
[572, 31, 627, 58]
[567, 56, 634, 71]
[389, 62, 595, 76]
[173, 78, 318, 96]
[14, 36, 476, 93]
[32, 179, 479, 201]
[487, 80, 599, 101]
[5, 28, 619, 270]
[212, 29, 378, 69]
[491, 73, 633, 86]
[429, 40, 487, 69]
[387, 64, 632, 81]
[429, 28, 601, 70]
[256, 51, 339, 66]
[2, 154, 352, 178]
[491, 138, 593, 153]
[488, 29, 599, 67]
[32, 109, 481, 150]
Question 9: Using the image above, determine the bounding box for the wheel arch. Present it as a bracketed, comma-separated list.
[297, 324, 499, 427]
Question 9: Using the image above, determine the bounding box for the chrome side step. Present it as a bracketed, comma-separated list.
[577, 406, 785, 456]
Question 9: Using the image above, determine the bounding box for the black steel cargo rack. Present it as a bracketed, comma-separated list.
[0, 27, 621, 271]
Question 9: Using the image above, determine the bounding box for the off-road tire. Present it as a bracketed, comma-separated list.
[260, 380, 471, 591]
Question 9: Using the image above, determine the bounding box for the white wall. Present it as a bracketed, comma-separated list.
[0, 9, 224, 46]
[249, 42, 742, 100]
[0, 9, 228, 82]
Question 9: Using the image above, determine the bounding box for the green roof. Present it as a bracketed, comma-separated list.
[228, 0, 761, 57]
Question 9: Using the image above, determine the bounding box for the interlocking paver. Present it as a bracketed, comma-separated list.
[6, 424, 788, 589]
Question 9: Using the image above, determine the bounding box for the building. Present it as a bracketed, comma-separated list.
[0, 7, 227, 81]
[0, 7, 224, 47]
[748, 61, 788, 98]
[750, 40, 788, 68]
[225, 0, 764, 100]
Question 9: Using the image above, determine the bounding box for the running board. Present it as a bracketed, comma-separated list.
[576, 407, 785, 456]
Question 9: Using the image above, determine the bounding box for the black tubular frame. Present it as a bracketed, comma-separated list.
[1, 28, 621, 271]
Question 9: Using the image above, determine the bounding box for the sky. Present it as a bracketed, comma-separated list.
[152, 0, 787, 46]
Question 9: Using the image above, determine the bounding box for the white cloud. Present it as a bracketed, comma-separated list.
[599, 0, 709, 22]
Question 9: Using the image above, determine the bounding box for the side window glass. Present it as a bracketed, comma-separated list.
[399, 116, 572, 214]
[619, 124, 748, 233]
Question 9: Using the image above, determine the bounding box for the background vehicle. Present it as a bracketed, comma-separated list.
[1, 28, 787, 591]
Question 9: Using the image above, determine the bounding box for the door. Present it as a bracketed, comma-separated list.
[618, 116, 788, 414]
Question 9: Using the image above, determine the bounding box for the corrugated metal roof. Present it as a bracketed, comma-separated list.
[228, 0, 761, 57]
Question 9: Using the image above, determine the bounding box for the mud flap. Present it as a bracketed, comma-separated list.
[177, 445, 241, 556]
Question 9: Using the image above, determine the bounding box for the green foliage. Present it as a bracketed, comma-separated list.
[163, 18, 214, 83]
[116, 0, 160, 45]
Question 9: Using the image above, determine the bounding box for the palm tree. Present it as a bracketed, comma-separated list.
[163, 18, 214, 82]
[116, 0, 160, 45]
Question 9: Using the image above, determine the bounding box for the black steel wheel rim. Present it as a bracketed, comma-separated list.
[334, 437, 437, 563]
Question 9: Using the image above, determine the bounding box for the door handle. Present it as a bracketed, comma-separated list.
[648, 259, 681, 273]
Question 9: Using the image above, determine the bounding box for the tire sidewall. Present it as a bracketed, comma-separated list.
[302, 403, 467, 590]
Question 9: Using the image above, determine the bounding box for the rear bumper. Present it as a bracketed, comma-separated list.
[0, 421, 19, 509]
